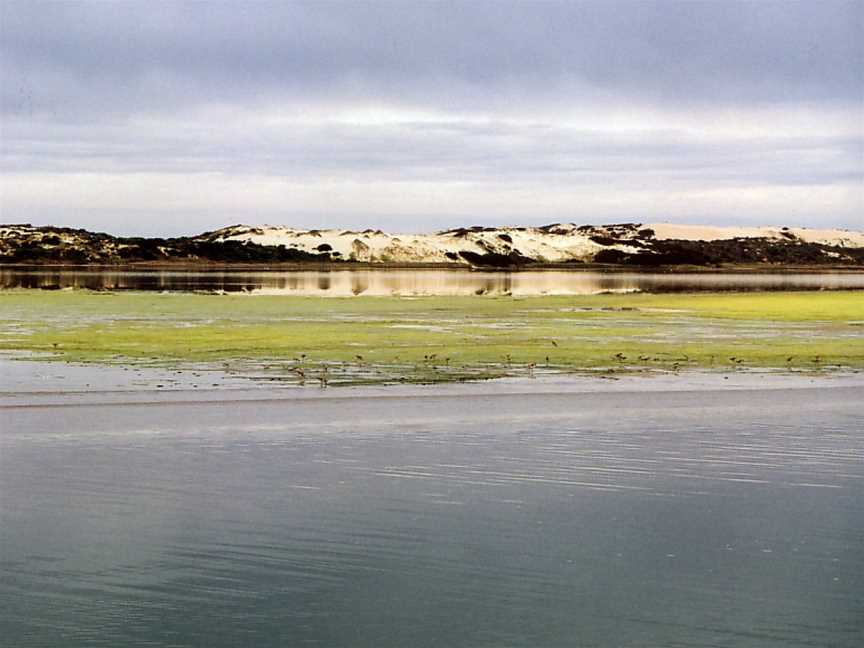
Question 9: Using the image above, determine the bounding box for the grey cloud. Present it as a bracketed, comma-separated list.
[3, 116, 859, 189]
[2, 1, 862, 119]
[1, 1, 861, 233]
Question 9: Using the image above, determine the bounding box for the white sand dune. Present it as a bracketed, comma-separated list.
[206, 223, 644, 264]
[646, 223, 864, 247]
[207, 222, 864, 265]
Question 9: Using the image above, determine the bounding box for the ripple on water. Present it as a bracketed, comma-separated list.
[1, 386, 863, 647]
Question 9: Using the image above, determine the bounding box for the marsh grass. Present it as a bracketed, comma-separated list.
[1, 289, 861, 384]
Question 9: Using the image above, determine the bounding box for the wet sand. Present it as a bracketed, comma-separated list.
[2, 358, 863, 409]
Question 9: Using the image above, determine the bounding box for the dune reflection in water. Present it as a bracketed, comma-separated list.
[3, 268, 864, 295]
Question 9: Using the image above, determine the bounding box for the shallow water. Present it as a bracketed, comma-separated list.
[3, 267, 864, 295]
[2, 381, 862, 647]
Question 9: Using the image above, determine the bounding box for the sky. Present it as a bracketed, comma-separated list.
[1, 1, 862, 236]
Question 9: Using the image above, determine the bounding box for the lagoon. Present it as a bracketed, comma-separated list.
[2, 273, 863, 647]
[1, 376, 862, 647]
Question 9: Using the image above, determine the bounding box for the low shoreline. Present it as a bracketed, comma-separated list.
[3, 261, 864, 273]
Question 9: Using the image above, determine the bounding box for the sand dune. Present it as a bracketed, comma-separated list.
[206, 222, 864, 265]
[2, 222, 863, 266]
[646, 223, 864, 247]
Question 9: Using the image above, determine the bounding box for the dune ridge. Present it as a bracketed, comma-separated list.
[2, 222, 863, 266]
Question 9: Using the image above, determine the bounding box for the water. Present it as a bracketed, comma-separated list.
[3, 267, 864, 295]
[2, 382, 863, 647]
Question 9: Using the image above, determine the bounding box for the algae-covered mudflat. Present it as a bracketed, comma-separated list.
[1, 289, 862, 385]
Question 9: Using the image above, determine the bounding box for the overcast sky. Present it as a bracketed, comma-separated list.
[1, 1, 862, 236]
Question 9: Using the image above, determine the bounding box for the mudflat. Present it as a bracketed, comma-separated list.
[1, 289, 862, 385]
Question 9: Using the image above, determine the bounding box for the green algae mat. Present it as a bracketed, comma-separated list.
[1, 290, 862, 385]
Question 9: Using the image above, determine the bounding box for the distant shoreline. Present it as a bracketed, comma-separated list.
[3, 261, 864, 273]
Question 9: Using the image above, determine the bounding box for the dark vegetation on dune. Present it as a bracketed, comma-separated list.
[0, 227, 335, 264]
[593, 237, 864, 267]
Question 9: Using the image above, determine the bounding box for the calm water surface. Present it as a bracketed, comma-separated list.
[3, 268, 864, 295]
[2, 384, 862, 647]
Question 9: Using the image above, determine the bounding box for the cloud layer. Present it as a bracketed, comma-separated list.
[2, 1, 862, 235]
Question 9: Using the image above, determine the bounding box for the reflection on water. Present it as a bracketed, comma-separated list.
[3, 268, 864, 295]
[2, 386, 863, 647]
